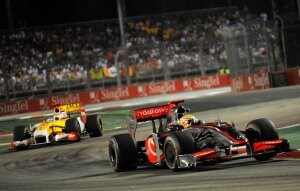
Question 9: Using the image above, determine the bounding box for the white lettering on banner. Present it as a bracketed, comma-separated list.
[39, 98, 49, 110]
[89, 91, 101, 103]
[138, 86, 147, 96]
[89, 92, 96, 99]
[253, 73, 269, 87]
[183, 80, 192, 91]
[136, 107, 169, 118]
[148, 82, 176, 94]
[232, 77, 244, 91]
[51, 94, 80, 105]
[0, 100, 29, 113]
[101, 88, 130, 100]
[193, 76, 220, 89]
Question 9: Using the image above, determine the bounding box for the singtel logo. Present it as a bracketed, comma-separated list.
[51, 94, 80, 105]
[193, 76, 220, 88]
[101, 88, 130, 100]
[148, 82, 176, 94]
[0, 100, 29, 113]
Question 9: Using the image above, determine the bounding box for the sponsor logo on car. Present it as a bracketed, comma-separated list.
[135, 106, 169, 119]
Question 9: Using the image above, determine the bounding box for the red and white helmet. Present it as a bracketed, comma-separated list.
[53, 108, 68, 121]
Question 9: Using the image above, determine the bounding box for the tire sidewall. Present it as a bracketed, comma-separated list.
[164, 131, 195, 170]
[245, 118, 279, 142]
[86, 114, 103, 137]
[109, 137, 121, 171]
[164, 135, 180, 170]
[245, 118, 279, 160]
[108, 134, 138, 172]
[13, 126, 28, 141]
[65, 118, 81, 136]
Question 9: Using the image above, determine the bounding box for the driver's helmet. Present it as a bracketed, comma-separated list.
[175, 106, 186, 120]
[179, 114, 195, 129]
[53, 108, 68, 121]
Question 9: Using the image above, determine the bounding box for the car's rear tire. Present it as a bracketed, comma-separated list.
[108, 134, 138, 172]
[85, 114, 103, 137]
[245, 118, 279, 161]
[65, 118, 81, 139]
[163, 131, 195, 171]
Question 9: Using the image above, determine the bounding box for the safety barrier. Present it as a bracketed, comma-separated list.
[286, 67, 300, 85]
[1, 67, 299, 116]
[230, 72, 270, 92]
[0, 75, 230, 116]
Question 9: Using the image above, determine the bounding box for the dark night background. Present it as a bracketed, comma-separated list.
[0, 0, 276, 30]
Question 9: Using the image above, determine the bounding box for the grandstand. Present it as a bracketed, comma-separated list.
[0, 0, 298, 102]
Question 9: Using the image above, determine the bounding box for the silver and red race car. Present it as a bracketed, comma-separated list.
[108, 100, 290, 172]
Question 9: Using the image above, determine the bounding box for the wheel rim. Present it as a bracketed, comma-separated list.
[165, 142, 176, 164]
[109, 140, 117, 166]
[75, 121, 81, 137]
[109, 147, 116, 163]
[98, 119, 102, 132]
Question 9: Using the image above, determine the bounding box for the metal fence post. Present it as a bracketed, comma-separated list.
[162, 42, 170, 81]
[275, 15, 287, 71]
[2, 59, 10, 101]
[46, 54, 52, 95]
[114, 50, 122, 87]
[237, 23, 252, 74]
[198, 39, 205, 76]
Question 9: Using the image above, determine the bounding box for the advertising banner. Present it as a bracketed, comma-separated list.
[0, 74, 230, 116]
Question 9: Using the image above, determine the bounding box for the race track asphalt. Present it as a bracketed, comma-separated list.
[0, 85, 300, 191]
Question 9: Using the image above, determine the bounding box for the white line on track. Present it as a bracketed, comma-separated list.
[278, 124, 300, 130]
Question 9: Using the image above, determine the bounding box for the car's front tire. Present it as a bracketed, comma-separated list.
[164, 131, 195, 171]
[245, 118, 279, 161]
[65, 118, 81, 140]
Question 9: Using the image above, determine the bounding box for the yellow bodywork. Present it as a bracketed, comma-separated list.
[33, 103, 83, 138]
[35, 118, 68, 135]
[34, 103, 83, 134]
[56, 103, 82, 113]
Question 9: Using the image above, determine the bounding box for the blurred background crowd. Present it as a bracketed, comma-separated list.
[0, 0, 299, 101]
[0, 7, 272, 95]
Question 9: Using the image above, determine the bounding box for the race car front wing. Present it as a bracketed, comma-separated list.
[176, 138, 290, 169]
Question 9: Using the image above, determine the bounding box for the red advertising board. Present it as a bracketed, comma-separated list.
[0, 74, 230, 116]
[231, 72, 270, 92]
[286, 67, 300, 85]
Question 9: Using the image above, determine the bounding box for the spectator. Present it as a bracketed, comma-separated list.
[0, 7, 268, 99]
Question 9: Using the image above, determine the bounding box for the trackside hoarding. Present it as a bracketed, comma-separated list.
[230, 72, 271, 92]
[230, 68, 300, 92]
[0, 75, 230, 116]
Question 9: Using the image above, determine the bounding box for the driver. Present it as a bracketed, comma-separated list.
[179, 114, 204, 129]
[166, 105, 187, 131]
[53, 110, 68, 121]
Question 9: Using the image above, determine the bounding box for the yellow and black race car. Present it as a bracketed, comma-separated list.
[11, 103, 103, 150]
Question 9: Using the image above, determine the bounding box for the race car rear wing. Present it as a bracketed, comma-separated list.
[53, 103, 87, 123]
[133, 100, 184, 122]
[128, 100, 184, 138]
[54, 103, 84, 113]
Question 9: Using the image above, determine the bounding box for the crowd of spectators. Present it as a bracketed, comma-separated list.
[0, 6, 273, 96]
